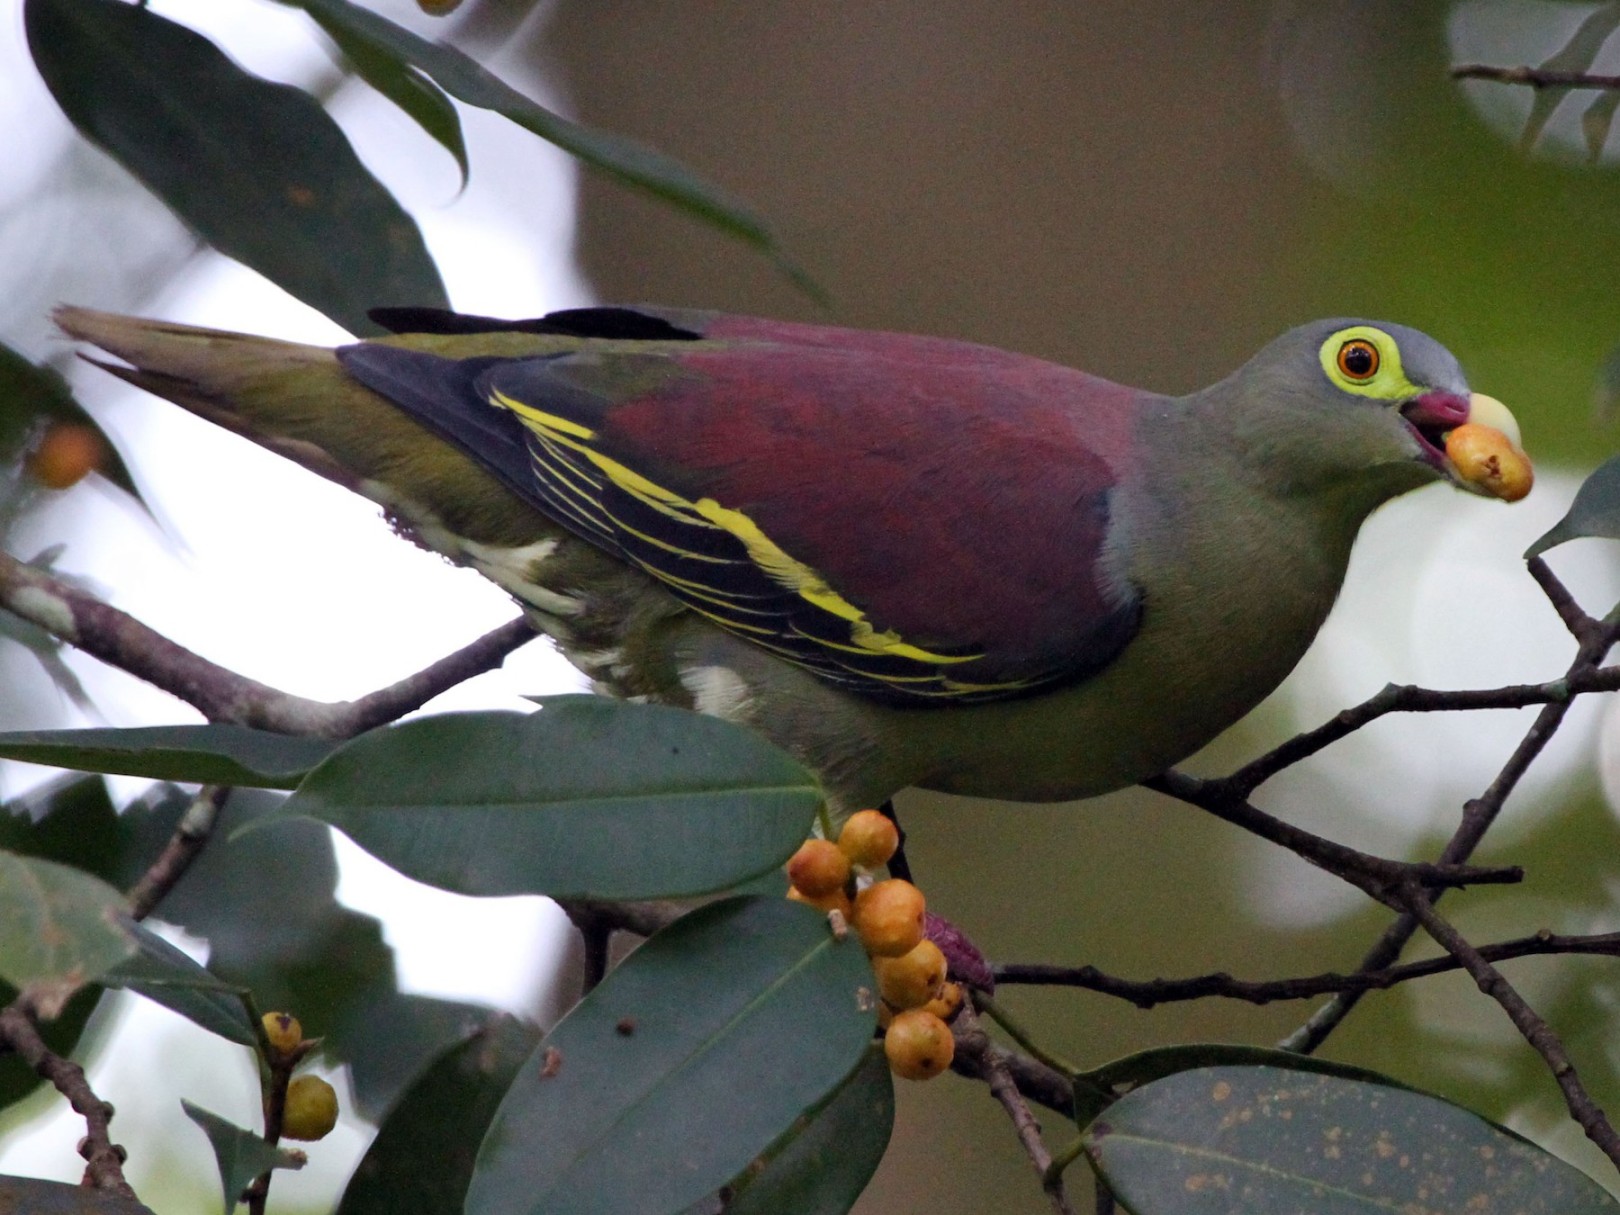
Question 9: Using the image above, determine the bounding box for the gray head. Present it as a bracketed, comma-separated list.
[1192, 318, 1524, 502]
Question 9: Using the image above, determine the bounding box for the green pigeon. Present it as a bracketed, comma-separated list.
[54, 305, 1531, 811]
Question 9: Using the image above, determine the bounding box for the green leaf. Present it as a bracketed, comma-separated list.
[337, 1015, 541, 1215]
[25, 0, 447, 336]
[282, 0, 818, 297]
[0, 849, 134, 1012]
[718, 1043, 894, 1215]
[181, 1100, 305, 1215]
[0, 726, 342, 789]
[0, 1176, 156, 1214]
[1526, 454, 1620, 557]
[0, 341, 142, 500]
[1082, 1064, 1619, 1213]
[466, 897, 877, 1215]
[103, 921, 256, 1046]
[1583, 89, 1620, 160]
[260, 701, 821, 900]
[299, 6, 469, 185]
[1519, 3, 1620, 153]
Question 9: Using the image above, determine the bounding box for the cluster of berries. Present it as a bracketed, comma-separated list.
[785, 811, 961, 1081]
[261, 1012, 338, 1142]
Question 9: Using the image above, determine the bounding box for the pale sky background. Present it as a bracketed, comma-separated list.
[2, 0, 1619, 1208]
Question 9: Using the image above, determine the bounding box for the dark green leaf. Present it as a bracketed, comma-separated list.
[26, 0, 447, 335]
[0, 340, 142, 500]
[719, 1043, 893, 1215]
[0, 1175, 156, 1214]
[337, 1015, 541, 1215]
[466, 897, 876, 1215]
[1583, 90, 1620, 160]
[103, 921, 256, 1046]
[1519, 3, 1620, 153]
[283, 0, 817, 297]
[0, 725, 341, 789]
[301, 7, 469, 185]
[260, 702, 821, 899]
[181, 1099, 305, 1215]
[1082, 1064, 1619, 1213]
[0, 849, 134, 1010]
[1526, 454, 1620, 557]
[1076, 1043, 1416, 1127]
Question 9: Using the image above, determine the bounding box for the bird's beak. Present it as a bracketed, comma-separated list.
[1399, 391, 1532, 502]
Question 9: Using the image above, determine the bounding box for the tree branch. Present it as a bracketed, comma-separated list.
[1453, 63, 1620, 90]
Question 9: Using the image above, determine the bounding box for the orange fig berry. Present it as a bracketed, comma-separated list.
[837, 810, 900, 868]
[1444, 423, 1532, 502]
[785, 839, 850, 898]
[883, 1008, 954, 1080]
[852, 878, 926, 958]
[922, 981, 965, 1022]
[261, 1012, 303, 1060]
[281, 1075, 338, 1141]
[787, 883, 853, 920]
[26, 422, 106, 489]
[873, 939, 947, 1010]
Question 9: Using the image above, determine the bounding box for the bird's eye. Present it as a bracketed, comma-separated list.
[1337, 339, 1380, 380]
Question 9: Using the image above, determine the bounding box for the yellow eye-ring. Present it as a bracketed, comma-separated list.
[1336, 339, 1380, 381]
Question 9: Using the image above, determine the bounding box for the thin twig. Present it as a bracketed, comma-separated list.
[994, 928, 1620, 1005]
[955, 999, 1076, 1215]
[1401, 883, 1620, 1170]
[0, 1001, 134, 1198]
[0, 547, 536, 735]
[1453, 63, 1620, 90]
[127, 785, 228, 921]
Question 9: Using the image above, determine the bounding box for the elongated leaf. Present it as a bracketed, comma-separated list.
[260, 701, 821, 899]
[0, 341, 141, 500]
[1520, 3, 1620, 152]
[337, 1015, 541, 1215]
[719, 1043, 893, 1215]
[26, 0, 447, 335]
[1082, 1064, 1618, 1213]
[0, 726, 341, 789]
[284, 0, 814, 294]
[1526, 454, 1620, 557]
[1583, 89, 1620, 160]
[0, 1176, 156, 1214]
[467, 897, 876, 1215]
[299, 8, 468, 185]
[0, 850, 133, 1011]
[103, 921, 256, 1046]
[182, 1100, 305, 1215]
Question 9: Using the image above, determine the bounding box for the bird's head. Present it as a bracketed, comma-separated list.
[1200, 319, 1532, 505]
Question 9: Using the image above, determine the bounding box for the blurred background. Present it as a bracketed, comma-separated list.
[4, 0, 1620, 1210]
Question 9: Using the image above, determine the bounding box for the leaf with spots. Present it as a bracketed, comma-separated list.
[0, 849, 134, 1015]
[1082, 1064, 1618, 1213]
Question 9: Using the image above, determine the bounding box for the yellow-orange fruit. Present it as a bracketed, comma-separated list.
[786, 884, 852, 920]
[837, 810, 900, 868]
[852, 879, 926, 957]
[281, 1075, 338, 1141]
[1444, 423, 1533, 502]
[873, 939, 947, 1010]
[261, 1012, 303, 1060]
[922, 981, 965, 1023]
[26, 423, 106, 489]
[785, 839, 850, 897]
[883, 1009, 954, 1080]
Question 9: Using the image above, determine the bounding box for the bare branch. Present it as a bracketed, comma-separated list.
[0, 1000, 134, 1198]
[1402, 884, 1620, 1170]
[1453, 63, 1620, 90]
[0, 547, 535, 735]
[126, 785, 228, 921]
[995, 928, 1620, 1005]
[954, 999, 1076, 1215]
